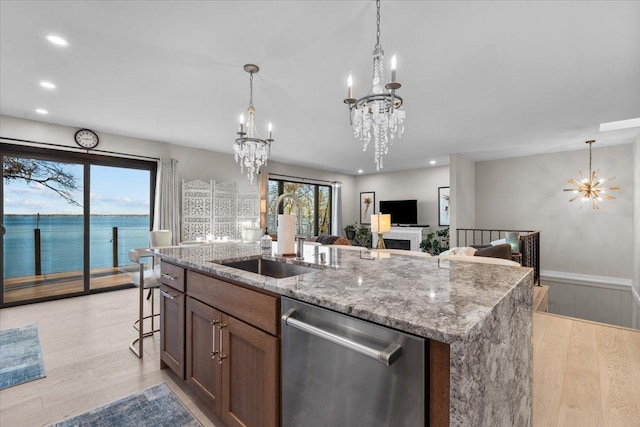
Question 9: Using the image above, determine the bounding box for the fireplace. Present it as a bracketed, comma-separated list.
[383, 239, 411, 250]
[372, 226, 429, 251]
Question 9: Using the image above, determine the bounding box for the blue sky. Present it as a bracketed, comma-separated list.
[4, 162, 151, 215]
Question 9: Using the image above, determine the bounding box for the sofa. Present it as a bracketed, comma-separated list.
[308, 235, 352, 246]
[472, 243, 512, 260]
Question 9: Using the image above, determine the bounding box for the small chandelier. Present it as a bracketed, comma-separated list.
[234, 64, 273, 185]
[563, 140, 619, 209]
[344, 0, 405, 171]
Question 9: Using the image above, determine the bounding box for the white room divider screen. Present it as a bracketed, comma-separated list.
[181, 179, 259, 242]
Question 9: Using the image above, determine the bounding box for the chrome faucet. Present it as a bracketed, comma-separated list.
[274, 194, 305, 259]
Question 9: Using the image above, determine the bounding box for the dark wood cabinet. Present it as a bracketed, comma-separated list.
[182, 271, 280, 426]
[221, 313, 279, 427]
[186, 297, 223, 414]
[160, 284, 185, 378]
[159, 262, 186, 379]
[188, 271, 278, 335]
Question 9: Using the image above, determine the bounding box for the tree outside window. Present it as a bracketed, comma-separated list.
[267, 179, 331, 236]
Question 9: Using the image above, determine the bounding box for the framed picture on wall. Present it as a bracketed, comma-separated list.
[360, 192, 375, 225]
[438, 187, 450, 226]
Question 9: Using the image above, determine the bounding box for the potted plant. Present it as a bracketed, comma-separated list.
[420, 227, 450, 255]
[419, 233, 439, 255]
[353, 224, 372, 248]
[437, 227, 450, 251]
[344, 223, 357, 240]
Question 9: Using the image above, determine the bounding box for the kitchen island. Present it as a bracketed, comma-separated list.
[155, 242, 533, 426]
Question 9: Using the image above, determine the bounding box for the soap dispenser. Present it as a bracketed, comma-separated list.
[260, 228, 272, 254]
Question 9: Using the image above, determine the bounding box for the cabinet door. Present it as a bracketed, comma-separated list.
[221, 314, 279, 427]
[186, 297, 223, 416]
[160, 284, 185, 379]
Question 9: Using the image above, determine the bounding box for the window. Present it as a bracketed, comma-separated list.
[267, 179, 331, 236]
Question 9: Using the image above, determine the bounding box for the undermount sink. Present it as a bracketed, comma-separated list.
[218, 258, 320, 279]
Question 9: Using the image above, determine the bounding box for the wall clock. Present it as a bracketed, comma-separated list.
[74, 129, 99, 149]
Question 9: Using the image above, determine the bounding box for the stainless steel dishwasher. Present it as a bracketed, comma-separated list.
[281, 297, 426, 426]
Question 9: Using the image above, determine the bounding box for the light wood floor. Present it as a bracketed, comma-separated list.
[1, 290, 639, 426]
[534, 312, 640, 426]
[0, 288, 222, 427]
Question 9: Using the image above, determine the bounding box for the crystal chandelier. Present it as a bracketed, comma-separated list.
[563, 140, 619, 209]
[344, 0, 405, 171]
[234, 64, 273, 185]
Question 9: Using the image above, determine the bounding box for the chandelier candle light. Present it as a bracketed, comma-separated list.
[344, 0, 405, 171]
[563, 140, 619, 209]
[234, 64, 273, 185]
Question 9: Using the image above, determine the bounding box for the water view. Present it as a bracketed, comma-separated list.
[3, 215, 150, 278]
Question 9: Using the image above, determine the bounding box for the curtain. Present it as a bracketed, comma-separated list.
[331, 182, 343, 236]
[153, 158, 180, 245]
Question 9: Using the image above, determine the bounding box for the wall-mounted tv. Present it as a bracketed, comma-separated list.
[379, 199, 418, 225]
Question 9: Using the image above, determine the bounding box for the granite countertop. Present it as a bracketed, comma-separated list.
[155, 242, 532, 344]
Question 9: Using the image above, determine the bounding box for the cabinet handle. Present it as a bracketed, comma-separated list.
[211, 320, 220, 359]
[218, 323, 227, 364]
[160, 290, 175, 300]
[161, 273, 176, 281]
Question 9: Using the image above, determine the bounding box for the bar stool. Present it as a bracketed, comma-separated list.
[150, 229, 172, 247]
[128, 247, 162, 358]
[145, 230, 172, 300]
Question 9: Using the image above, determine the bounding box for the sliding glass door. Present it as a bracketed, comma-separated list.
[2, 155, 85, 303]
[1, 143, 156, 307]
[89, 165, 151, 291]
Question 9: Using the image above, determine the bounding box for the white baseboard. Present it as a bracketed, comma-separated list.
[540, 270, 632, 290]
[540, 270, 636, 329]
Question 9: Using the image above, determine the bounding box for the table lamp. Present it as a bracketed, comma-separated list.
[371, 214, 391, 249]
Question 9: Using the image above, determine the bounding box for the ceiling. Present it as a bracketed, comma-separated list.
[1, 1, 639, 175]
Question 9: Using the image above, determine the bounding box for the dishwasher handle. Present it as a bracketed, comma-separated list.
[281, 308, 402, 366]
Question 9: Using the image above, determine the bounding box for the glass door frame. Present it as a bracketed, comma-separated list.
[1, 143, 157, 308]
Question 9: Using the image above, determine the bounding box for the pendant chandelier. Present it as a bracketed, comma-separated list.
[344, 0, 405, 171]
[234, 64, 273, 185]
[563, 140, 619, 209]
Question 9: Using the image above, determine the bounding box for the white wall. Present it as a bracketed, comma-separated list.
[351, 166, 449, 229]
[475, 144, 633, 279]
[0, 115, 355, 228]
[2, 115, 168, 159]
[475, 143, 635, 328]
[449, 154, 476, 247]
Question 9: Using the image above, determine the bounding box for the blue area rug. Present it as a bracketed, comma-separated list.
[0, 323, 46, 390]
[51, 383, 201, 427]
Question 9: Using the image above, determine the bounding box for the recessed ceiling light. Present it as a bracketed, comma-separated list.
[46, 35, 68, 46]
[430, 160, 436, 165]
[40, 81, 56, 89]
[599, 118, 640, 132]
[357, 169, 364, 174]
[35, 108, 48, 115]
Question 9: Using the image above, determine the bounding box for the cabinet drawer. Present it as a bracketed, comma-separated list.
[161, 262, 185, 292]
[188, 271, 278, 336]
